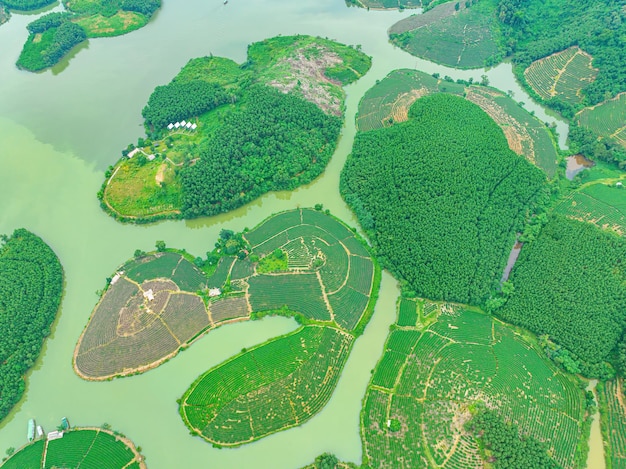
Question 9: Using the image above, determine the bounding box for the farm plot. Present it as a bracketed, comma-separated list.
[180, 325, 353, 446]
[390, 3, 499, 69]
[249, 273, 330, 321]
[578, 93, 626, 148]
[209, 296, 250, 323]
[74, 252, 212, 379]
[554, 183, 626, 235]
[357, 70, 557, 176]
[125, 252, 181, 282]
[0, 440, 44, 469]
[161, 293, 210, 343]
[525, 47, 598, 105]
[598, 379, 626, 468]
[362, 305, 586, 469]
[1, 428, 143, 469]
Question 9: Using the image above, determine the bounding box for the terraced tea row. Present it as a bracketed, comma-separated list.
[180, 326, 352, 446]
[361, 302, 586, 469]
[578, 93, 626, 148]
[598, 379, 626, 468]
[74, 209, 376, 380]
[0, 428, 144, 469]
[356, 69, 558, 176]
[554, 183, 626, 236]
[524, 47, 598, 105]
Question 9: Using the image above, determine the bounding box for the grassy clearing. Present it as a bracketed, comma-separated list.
[180, 325, 353, 446]
[361, 304, 587, 469]
[356, 69, 557, 176]
[74, 11, 148, 38]
[1, 428, 143, 469]
[74, 209, 378, 380]
[103, 156, 181, 218]
[524, 47, 598, 105]
[578, 93, 626, 149]
[390, 1, 499, 68]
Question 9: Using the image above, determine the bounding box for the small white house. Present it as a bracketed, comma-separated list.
[209, 288, 221, 297]
[167, 123, 174, 130]
[110, 273, 120, 285]
[47, 431, 64, 441]
[186, 122, 193, 129]
[147, 154, 156, 161]
[191, 123, 198, 130]
[127, 148, 140, 159]
[143, 289, 155, 301]
[181, 120, 187, 127]
[174, 122, 181, 129]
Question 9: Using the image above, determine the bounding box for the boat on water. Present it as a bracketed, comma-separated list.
[27, 419, 35, 442]
[36, 425, 44, 438]
[61, 417, 70, 430]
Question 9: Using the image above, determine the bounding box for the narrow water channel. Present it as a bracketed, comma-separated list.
[587, 381, 606, 469]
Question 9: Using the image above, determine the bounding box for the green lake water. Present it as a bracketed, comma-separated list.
[0, 1, 593, 467]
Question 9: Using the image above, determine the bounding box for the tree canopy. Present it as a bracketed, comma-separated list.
[496, 215, 626, 376]
[341, 93, 545, 305]
[181, 85, 341, 217]
[0, 229, 63, 422]
[467, 410, 561, 469]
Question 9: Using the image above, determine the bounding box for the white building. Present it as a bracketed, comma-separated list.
[47, 431, 64, 441]
[127, 148, 140, 159]
[209, 288, 221, 297]
[143, 289, 155, 301]
[167, 123, 174, 130]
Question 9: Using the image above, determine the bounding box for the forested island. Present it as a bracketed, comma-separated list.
[0, 229, 63, 424]
[16, 0, 161, 71]
[99, 35, 371, 223]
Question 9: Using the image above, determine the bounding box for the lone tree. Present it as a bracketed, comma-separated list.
[315, 453, 338, 469]
[156, 240, 166, 252]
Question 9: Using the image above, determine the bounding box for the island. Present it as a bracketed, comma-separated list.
[0, 229, 63, 424]
[98, 35, 371, 223]
[16, 0, 161, 72]
[0, 425, 146, 469]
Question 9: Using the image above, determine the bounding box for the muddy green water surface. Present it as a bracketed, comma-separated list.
[0, 1, 592, 467]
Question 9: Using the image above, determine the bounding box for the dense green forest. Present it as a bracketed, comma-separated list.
[181, 85, 341, 217]
[467, 410, 561, 469]
[143, 81, 231, 130]
[15, 0, 161, 71]
[0, 229, 63, 422]
[341, 93, 545, 305]
[497, 215, 626, 378]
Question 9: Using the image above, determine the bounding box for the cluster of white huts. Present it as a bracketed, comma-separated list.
[167, 120, 197, 131]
